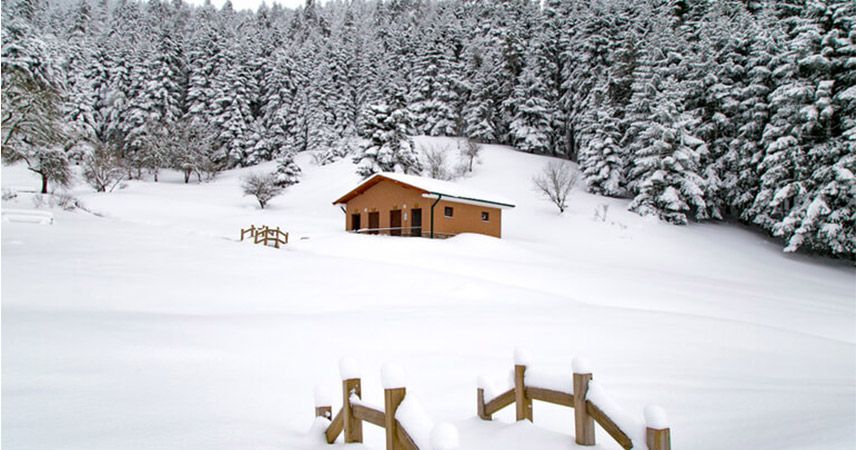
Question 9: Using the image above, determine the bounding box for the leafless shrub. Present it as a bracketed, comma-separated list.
[241, 172, 283, 209]
[423, 145, 451, 180]
[83, 145, 126, 192]
[533, 161, 579, 213]
[53, 191, 78, 210]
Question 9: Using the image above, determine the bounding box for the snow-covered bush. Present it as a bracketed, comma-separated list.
[241, 172, 283, 210]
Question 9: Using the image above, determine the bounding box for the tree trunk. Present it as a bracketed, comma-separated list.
[184, 170, 191, 183]
[41, 174, 48, 194]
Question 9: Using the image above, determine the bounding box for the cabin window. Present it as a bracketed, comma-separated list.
[481, 211, 490, 222]
[444, 206, 454, 218]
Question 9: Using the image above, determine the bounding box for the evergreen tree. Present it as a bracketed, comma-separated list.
[273, 152, 302, 187]
[353, 102, 421, 177]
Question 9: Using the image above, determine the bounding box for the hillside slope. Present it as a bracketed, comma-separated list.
[2, 139, 854, 450]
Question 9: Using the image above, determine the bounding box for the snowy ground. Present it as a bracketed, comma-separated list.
[2, 137, 854, 449]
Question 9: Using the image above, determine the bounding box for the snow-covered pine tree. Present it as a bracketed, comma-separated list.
[353, 101, 421, 177]
[578, 80, 626, 197]
[407, 27, 459, 137]
[508, 45, 553, 154]
[273, 152, 302, 187]
[628, 98, 709, 225]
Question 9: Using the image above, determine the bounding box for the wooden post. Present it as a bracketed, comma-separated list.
[315, 405, 332, 420]
[573, 372, 595, 445]
[384, 387, 407, 450]
[514, 364, 532, 421]
[477, 388, 491, 420]
[342, 378, 363, 443]
[647, 427, 671, 450]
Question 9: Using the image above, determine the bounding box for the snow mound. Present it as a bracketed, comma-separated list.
[430, 422, 459, 450]
[395, 394, 434, 450]
[586, 381, 645, 448]
[572, 357, 592, 374]
[644, 405, 669, 429]
[477, 375, 500, 402]
[381, 362, 406, 389]
[525, 367, 572, 394]
[314, 385, 334, 407]
[338, 357, 361, 380]
[513, 347, 532, 366]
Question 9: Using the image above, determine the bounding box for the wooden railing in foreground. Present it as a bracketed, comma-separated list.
[315, 360, 459, 450]
[240, 225, 289, 248]
[477, 349, 671, 450]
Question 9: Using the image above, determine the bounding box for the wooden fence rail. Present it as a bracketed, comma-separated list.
[240, 225, 289, 248]
[315, 362, 427, 450]
[476, 351, 671, 450]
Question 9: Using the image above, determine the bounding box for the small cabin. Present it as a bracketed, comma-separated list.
[333, 172, 515, 239]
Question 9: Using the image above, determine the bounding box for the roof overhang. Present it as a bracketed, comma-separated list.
[421, 193, 515, 209]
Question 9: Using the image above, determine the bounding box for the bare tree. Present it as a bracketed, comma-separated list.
[82, 144, 126, 192]
[533, 161, 579, 213]
[460, 138, 481, 172]
[242, 172, 283, 209]
[423, 145, 450, 180]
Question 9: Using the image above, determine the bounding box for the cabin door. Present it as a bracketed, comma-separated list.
[411, 208, 422, 237]
[368, 212, 380, 234]
[351, 213, 361, 231]
[389, 210, 402, 236]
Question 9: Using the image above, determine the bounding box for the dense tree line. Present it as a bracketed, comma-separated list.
[1, 0, 853, 258]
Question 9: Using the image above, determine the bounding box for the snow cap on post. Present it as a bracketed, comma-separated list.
[644, 405, 669, 430]
[381, 362, 406, 389]
[430, 422, 459, 450]
[572, 357, 592, 374]
[338, 357, 361, 380]
[513, 347, 532, 366]
[314, 385, 334, 407]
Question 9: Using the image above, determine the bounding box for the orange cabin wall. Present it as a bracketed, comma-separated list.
[343, 179, 503, 238]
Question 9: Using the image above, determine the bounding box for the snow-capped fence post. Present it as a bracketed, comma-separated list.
[572, 358, 595, 446]
[513, 348, 533, 421]
[340, 358, 363, 443]
[382, 363, 407, 450]
[645, 406, 671, 450]
[315, 386, 333, 420]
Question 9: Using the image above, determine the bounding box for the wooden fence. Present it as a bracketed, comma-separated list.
[240, 225, 288, 248]
[315, 364, 422, 450]
[350, 227, 455, 239]
[477, 352, 671, 450]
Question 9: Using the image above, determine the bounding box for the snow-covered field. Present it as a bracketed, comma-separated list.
[2, 138, 854, 449]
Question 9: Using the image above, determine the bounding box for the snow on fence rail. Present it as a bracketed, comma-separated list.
[314, 359, 459, 450]
[239, 224, 288, 248]
[476, 349, 671, 450]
